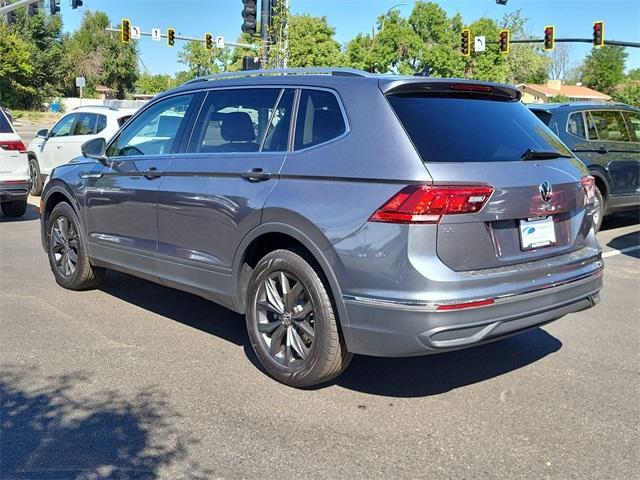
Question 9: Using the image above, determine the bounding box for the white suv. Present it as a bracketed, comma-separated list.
[27, 105, 137, 195]
[0, 107, 29, 217]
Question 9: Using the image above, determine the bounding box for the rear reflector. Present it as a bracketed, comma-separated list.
[436, 298, 495, 311]
[0, 140, 27, 154]
[581, 175, 596, 205]
[370, 185, 494, 224]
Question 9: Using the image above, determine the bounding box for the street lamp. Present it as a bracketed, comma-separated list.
[381, 2, 408, 31]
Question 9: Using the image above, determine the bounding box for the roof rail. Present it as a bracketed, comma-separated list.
[183, 67, 372, 85]
[72, 105, 119, 111]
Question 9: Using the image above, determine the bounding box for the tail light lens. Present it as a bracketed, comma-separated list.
[370, 185, 494, 224]
[581, 176, 596, 205]
[0, 140, 27, 154]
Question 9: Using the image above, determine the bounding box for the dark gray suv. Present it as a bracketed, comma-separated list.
[40, 68, 603, 387]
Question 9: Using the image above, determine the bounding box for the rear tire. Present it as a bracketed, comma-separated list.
[28, 157, 43, 196]
[593, 185, 605, 233]
[245, 249, 352, 388]
[1, 200, 27, 218]
[46, 201, 105, 290]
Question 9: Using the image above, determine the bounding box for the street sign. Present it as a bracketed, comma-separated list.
[75, 76, 86, 87]
[151, 28, 161, 41]
[474, 35, 486, 52]
[131, 25, 141, 40]
[216, 36, 225, 49]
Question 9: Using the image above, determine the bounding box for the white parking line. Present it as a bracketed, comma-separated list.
[602, 245, 640, 258]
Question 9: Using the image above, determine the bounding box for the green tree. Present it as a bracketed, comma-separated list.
[0, 25, 34, 108]
[136, 73, 173, 94]
[501, 9, 549, 84]
[581, 46, 628, 95]
[343, 33, 375, 72]
[464, 17, 507, 82]
[177, 41, 231, 79]
[612, 83, 640, 107]
[287, 15, 342, 67]
[63, 12, 138, 99]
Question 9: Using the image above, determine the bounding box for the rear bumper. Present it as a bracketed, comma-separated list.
[0, 180, 29, 202]
[342, 266, 603, 357]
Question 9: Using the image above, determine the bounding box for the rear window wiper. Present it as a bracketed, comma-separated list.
[521, 149, 572, 161]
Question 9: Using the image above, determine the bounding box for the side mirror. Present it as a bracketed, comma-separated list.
[81, 137, 108, 165]
[36, 129, 49, 138]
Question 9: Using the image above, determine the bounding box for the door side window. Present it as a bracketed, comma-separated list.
[189, 88, 284, 154]
[106, 94, 194, 157]
[95, 114, 107, 134]
[294, 89, 346, 150]
[589, 110, 631, 142]
[49, 114, 77, 138]
[262, 89, 295, 152]
[567, 112, 586, 139]
[72, 113, 97, 136]
[623, 112, 640, 142]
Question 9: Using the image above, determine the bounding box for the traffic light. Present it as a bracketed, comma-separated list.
[205, 33, 213, 50]
[544, 25, 555, 51]
[460, 29, 471, 56]
[50, 0, 60, 15]
[167, 28, 176, 47]
[593, 21, 604, 47]
[242, 0, 258, 35]
[71, 0, 83, 8]
[499, 29, 510, 55]
[28, 2, 39, 16]
[121, 18, 131, 44]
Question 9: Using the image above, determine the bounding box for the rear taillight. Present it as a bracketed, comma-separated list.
[370, 185, 494, 224]
[0, 140, 27, 154]
[581, 176, 596, 205]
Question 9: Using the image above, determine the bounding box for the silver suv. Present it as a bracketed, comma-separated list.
[40, 69, 603, 387]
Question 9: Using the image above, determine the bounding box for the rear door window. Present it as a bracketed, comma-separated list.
[72, 113, 97, 136]
[623, 112, 640, 142]
[589, 110, 631, 142]
[387, 94, 570, 162]
[294, 90, 346, 150]
[567, 112, 587, 139]
[96, 114, 107, 133]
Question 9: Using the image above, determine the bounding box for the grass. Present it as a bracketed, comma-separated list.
[12, 110, 62, 124]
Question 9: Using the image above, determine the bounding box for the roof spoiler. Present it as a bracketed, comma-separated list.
[381, 79, 521, 102]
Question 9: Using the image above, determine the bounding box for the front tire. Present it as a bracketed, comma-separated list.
[1, 200, 27, 217]
[46, 202, 105, 290]
[246, 249, 352, 388]
[28, 157, 43, 196]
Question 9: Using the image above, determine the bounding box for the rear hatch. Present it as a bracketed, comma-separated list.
[384, 80, 593, 271]
[0, 110, 26, 174]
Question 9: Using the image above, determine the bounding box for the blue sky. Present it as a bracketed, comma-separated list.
[60, 0, 640, 76]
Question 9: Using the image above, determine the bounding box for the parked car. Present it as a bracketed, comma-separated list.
[40, 69, 603, 387]
[0, 106, 30, 218]
[528, 102, 640, 231]
[27, 105, 137, 195]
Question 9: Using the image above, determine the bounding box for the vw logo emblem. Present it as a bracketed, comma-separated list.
[539, 181, 553, 202]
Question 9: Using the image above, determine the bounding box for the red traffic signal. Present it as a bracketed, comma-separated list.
[121, 18, 131, 43]
[593, 21, 604, 47]
[499, 29, 510, 54]
[544, 25, 555, 51]
[461, 29, 471, 56]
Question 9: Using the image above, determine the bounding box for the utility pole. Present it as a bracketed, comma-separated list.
[260, 0, 270, 67]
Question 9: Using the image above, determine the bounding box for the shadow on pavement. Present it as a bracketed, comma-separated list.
[335, 328, 562, 397]
[600, 209, 639, 231]
[0, 366, 213, 479]
[99, 272, 562, 397]
[0, 203, 40, 223]
[607, 230, 640, 259]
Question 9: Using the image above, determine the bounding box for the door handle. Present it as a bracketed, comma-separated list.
[241, 168, 271, 182]
[142, 167, 163, 180]
[56, 145, 63, 149]
[595, 147, 608, 154]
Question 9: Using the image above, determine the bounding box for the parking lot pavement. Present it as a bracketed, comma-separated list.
[1, 200, 638, 479]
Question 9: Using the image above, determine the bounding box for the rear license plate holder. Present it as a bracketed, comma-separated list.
[519, 216, 556, 251]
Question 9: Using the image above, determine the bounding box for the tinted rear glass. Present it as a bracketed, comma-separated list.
[0, 110, 13, 133]
[531, 110, 552, 126]
[388, 94, 571, 162]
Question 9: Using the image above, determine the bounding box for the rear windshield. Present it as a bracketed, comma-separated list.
[0, 109, 13, 133]
[387, 94, 571, 162]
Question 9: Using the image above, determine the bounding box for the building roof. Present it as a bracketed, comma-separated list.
[95, 85, 117, 92]
[517, 83, 611, 100]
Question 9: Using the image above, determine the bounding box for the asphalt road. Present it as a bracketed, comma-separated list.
[1, 123, 639, 479]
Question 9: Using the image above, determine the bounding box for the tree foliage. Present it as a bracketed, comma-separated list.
[581, 46, 628, 95]
[0, 24, 34, 107]
[287, 15, 342, 67]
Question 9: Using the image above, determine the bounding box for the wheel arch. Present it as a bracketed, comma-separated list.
[40, 183, 83, 251]
[231, 223, 351, 339]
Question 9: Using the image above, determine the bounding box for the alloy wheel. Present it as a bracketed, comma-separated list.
[50, 216, 79, 277]
[28, 161, 39, 194]
[255, 271, 316, 365]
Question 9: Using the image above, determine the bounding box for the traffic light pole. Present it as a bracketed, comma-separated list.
[105, 27, 258, 50]
[260, 0, 270, 66]
[487, 38, 640, 48]
[0, 0, 39, 16]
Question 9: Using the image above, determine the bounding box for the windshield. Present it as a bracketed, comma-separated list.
[387, 94, 571, 163]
